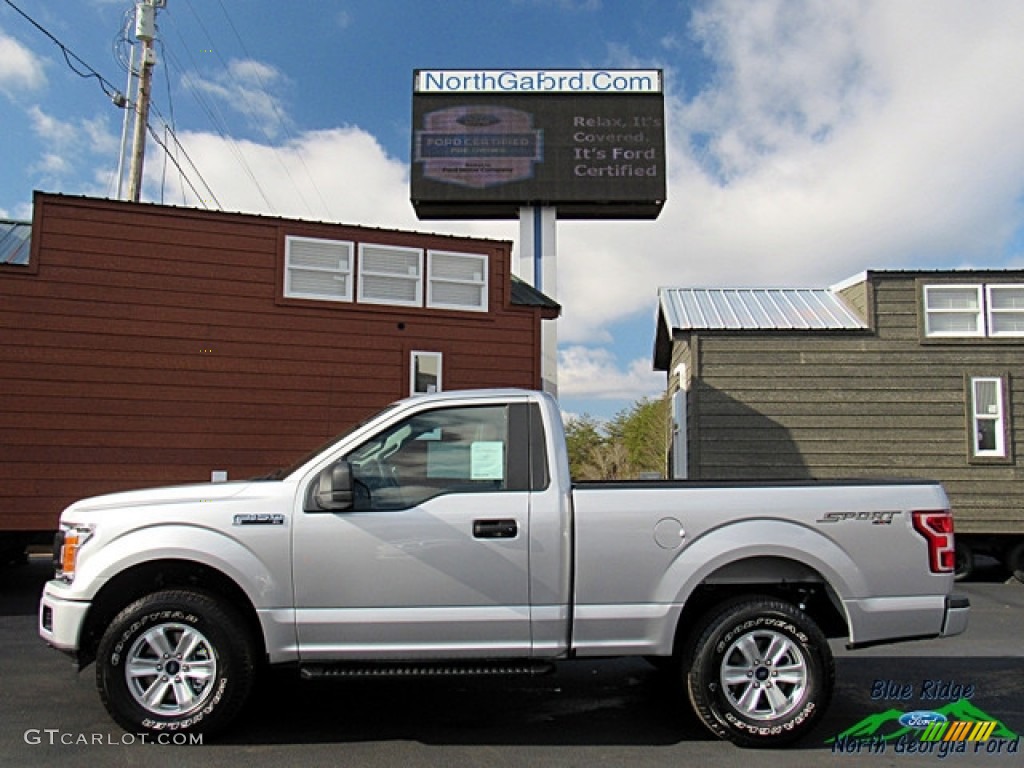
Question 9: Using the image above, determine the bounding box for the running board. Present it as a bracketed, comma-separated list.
[300, 660, 555, 679]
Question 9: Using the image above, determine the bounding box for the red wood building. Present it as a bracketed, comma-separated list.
[0, 192, 558, 537]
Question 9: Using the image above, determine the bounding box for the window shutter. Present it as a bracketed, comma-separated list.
[284, 236, 353, 302]
[428, 251, 488, 311]
[358, 245, 423, 306]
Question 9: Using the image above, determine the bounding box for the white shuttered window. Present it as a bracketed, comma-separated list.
[284, 236, 490, 313]
[428, 250, 488, 312]
[358, 244, 423, 307]
[284, 236, 353, 302]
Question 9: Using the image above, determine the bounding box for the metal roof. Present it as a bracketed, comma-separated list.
[511, 274, 561, 312]
[0, 219, 31, 265]
[659, 287, 867, 331]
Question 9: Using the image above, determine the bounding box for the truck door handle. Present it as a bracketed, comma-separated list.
[473, 519, 518, 539]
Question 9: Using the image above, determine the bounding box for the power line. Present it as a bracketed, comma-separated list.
[158, 13, 277, 211]
[5, 0, 325, 221]
[155, 38, 183, 204]
[178, 0, 318, 220]
[146, 118, 222, 209]
[212, 0, 334, 221]
[146, 99, 222, 208]
[112, 7, 135, 74]
[3, 0, 126, 107]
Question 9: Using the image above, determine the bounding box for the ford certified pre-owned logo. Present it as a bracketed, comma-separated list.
[899, 711, 948, 729]
[233, 513, 286, 526]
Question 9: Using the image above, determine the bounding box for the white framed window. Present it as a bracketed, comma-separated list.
[358, 244, 423, 307]
[427, 251, 488, 312]
[923, 285, 983, 337]
[284, 236, 353, 302]
[970, 376, 1007, 459]
[411, 351, 442, 395]
[987, 284, 1024, 337]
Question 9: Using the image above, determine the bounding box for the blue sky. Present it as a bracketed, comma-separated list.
[3, 0, 1024, 420]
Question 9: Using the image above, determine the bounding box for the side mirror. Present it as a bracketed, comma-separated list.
[306, 461, 354, 512]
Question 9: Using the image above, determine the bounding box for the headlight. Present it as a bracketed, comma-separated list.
[54, 523, 95, 582]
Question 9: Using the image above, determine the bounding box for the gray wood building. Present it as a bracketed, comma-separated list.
[653, 269, 1024, 579]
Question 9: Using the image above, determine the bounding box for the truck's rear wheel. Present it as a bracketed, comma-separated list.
[96, 589, 255, 736]
[685, 597, 833, 747]
[1007, 540, 1024, 584]
[954, 541, 975, 581]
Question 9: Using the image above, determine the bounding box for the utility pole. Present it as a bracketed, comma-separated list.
[127, 0, 165, 203]
[114, 41, 136, 200]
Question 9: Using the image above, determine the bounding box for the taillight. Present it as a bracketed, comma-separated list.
[912, 510, 955, 574]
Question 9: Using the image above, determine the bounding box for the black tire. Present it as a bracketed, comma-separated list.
[96, 589, 256, 736]
[1007, 540, 1024, 584]
[684, 597, 834, 748]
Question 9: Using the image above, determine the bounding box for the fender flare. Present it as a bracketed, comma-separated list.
[654, 519, 866, 648]
[71, 524, 291, 609]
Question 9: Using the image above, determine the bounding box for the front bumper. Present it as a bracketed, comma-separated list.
[941, 593, 970, 637]
[38, 581, 90, 654]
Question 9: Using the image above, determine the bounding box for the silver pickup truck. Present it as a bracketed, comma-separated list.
[39, 388, 969, 746]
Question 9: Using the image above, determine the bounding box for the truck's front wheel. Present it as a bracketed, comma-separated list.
[96, 589, 255, 736]
[685, 597, 834, 748]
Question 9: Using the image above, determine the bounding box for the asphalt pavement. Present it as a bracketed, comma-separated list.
[1, 556, 1021, 768]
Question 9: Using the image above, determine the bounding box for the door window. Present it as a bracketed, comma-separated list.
[346, 405, 510, 510]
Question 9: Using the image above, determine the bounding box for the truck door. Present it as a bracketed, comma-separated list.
[292, 402, 534, 659]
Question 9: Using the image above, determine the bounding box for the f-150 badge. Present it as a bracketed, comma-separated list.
[233, 513, 286, 526]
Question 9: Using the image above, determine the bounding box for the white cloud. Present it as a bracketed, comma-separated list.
[28, 105, 76, 144]
[8, 201, 32, 220]
[0, 29, 46, 94]
[552, 0, 1024, 342]
[32, 153, 70, 175]
[557, 346, 663, 400]
[137, 0, 1024, 404]
[182, 58, 291, 140]
[26, 106, 118, 185]
[155, 126, 412, 225]
[149, 125, 521, 241]
[81, 115, 119, 156]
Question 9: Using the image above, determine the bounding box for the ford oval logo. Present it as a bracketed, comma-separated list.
[456, 113, 502, 127]
[899, 711, 947, 729]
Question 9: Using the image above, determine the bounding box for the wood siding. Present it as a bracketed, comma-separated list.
[676, 272, 1024, 534]
[0, 193, 549, 530]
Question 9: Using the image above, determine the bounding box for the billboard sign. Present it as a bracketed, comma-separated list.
[411, 69, 666, 220]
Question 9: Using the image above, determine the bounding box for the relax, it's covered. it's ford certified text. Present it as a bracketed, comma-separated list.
[39, 389, 969, 747]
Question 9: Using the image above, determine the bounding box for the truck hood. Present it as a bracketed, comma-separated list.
[64, 480, 260, 515]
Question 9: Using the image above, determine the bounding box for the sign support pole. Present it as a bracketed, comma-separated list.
[518, 205, 558, 397]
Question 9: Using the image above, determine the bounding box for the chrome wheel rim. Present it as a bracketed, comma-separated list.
[125, 623, 218, 717]
[719, 629, 808, 720]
